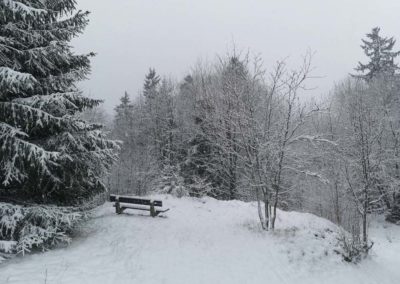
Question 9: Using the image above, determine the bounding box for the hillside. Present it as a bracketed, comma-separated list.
[1, 196, 399, 284]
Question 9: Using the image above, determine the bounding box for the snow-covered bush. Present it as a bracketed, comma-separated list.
[336, 230, 373, 263]
[0, 202, 86, 257]
[185, 176, 214, 198]
[154, 166, 189, 198]
[154, 166, 216, 198]
[336, 233, 363, 263]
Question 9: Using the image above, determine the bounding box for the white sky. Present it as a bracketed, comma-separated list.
[72, 0, 400, 112]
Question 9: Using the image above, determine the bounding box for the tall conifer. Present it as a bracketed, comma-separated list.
[0, 0, 118, 205]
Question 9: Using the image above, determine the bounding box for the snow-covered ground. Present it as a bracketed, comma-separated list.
[1, 195, 399, 284]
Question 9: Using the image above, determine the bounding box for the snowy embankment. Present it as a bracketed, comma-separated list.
[1, 195, 399, 284]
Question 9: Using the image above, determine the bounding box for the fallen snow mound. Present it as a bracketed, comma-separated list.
[1, 195, 399, 284]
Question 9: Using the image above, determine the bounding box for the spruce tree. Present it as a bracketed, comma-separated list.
[143, 68, 161, 100]
[354, 27, 400, 80]
[0, 0, 118, 205]
[143, 68, 162, 161]
[109, 92, 135, 194]
[113, 91, 133, 140]
[178, 75, 222, 198]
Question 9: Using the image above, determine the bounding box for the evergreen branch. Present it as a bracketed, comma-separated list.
[0, 67, 38, 98]
[0, 122, 61, 186]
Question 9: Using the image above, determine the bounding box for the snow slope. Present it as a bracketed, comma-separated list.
[1, 195, 399, 284]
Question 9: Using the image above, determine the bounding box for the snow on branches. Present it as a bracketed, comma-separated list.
[0, 67, 37, 98]
[0, 122, 61, 187]
[0, 202, 86, 257]
[1, 0, 47, 18]
[0, 0, 118, 205]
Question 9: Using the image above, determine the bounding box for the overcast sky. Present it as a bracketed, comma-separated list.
[72, 0, 400, 112]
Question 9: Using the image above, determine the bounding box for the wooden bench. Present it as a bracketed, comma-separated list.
[109, 194, 169, 217]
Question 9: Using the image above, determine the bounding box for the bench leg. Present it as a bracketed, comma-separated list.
[150, 202, 156, 217]
[116, 201, 121, 214]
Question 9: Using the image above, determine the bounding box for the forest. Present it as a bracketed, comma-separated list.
[105, 27, 400, 248]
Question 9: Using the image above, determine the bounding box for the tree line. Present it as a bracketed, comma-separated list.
[109, 27, 400, 252]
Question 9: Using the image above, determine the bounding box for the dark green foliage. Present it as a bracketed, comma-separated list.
[0, 0, 119, 205]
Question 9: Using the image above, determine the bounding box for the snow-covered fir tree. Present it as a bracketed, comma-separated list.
[354, 27, 400, 80]
[113, 91, 134, 140]
[0, 0, 118, 255]
[351, 27, 400, 224]
[109, 92, 138, 195]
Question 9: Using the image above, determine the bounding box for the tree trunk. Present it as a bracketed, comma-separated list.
[256, 187, 266, 230]
[271, 186, 279, 230]
[334, 181, 341, 225]
[263, 189, 270, 230]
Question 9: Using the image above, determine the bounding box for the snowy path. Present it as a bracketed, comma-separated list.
[1, 196, 399, 284]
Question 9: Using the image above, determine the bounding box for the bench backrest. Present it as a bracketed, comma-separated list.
[109, 194, 163, 207]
